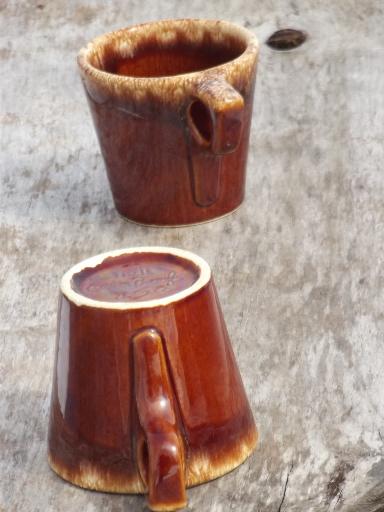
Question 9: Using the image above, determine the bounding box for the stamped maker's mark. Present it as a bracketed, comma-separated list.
[75, 260, 198, 302]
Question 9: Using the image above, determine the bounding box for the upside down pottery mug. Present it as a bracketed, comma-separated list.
[48, 247, 258, 511]
[77, 19, 259, 226]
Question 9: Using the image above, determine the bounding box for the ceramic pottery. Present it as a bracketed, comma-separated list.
[77, 19, 259, 225]
[48, 247, 257, 510]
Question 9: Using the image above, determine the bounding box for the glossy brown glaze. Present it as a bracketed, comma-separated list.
[133, 329, 186, 510]
[105, 40, 244, 78]
[71, 252, 200, 302]
[77, 20, 259, 225]
[48, 248, 257, 511]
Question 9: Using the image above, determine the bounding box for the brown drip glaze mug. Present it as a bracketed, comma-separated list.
[48, 247, 257, 511]
[77, 19, 259, 226]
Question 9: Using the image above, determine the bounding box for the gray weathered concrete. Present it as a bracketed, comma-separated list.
[1, 1, 384, 511]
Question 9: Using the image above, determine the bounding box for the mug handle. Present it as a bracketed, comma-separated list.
[133, 328, 187, 511]
[186, 76, 244, 207]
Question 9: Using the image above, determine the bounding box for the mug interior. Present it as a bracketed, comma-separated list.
[86, 21, 248, 78]
[71, 251, 201, 303]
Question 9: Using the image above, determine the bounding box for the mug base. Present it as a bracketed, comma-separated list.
[115, 203, 243, 228]
[47, 427, 257, 495]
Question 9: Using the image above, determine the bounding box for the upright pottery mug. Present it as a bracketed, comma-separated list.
[48, 247, 257, 511]
[77, 19, 259, 225]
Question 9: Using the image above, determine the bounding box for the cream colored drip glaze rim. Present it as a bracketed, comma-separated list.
[61, 247, 211, 310]
[78, 18, 259, 84]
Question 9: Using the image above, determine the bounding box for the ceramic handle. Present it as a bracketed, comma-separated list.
[186, 76, 244, 207]
[133, 328, 187, 512]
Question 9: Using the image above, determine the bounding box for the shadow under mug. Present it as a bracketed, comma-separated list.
[48, 247, 257, 511]
[77, 19, 259, 226]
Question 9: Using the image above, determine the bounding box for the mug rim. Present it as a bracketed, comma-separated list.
[60, 246, 211, 310]
[77, 18, 259, 85]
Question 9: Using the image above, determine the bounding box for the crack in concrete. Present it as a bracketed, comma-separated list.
[277, 463, 294, 512]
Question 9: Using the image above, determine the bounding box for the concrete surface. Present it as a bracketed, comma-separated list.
[1, 1, 384, 511]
